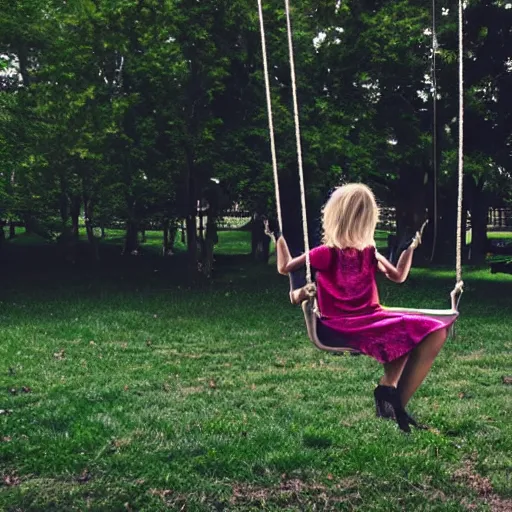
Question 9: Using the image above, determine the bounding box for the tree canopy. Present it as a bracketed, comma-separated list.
[0, 0, 511, 265]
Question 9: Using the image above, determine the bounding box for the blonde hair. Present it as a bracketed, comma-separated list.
[322, 183, 379, 250]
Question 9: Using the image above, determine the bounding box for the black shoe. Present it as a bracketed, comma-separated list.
[402, 412, 428, 430]
[374, 385, 411, 433]
[374, 390, 396, 419]
[375, 397, 426, 429]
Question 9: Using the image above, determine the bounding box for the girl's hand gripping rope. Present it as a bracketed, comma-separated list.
[410, 220, 429, 250]
[263, 218, 281, 243]
[290, 282, 317, 305]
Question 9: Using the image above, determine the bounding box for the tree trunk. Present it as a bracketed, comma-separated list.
[184, 143, 198, 270]
[70, 195, 81, 240]
[163, 219, 177, 256]
[123, 219, 139, 255]
[277, 173, 308, 257]
[9, 221, 16, 239]
[59, 180, 70, 227]
[201, 216, 218, 277]
[180, 220, 186, 244]
[23, 214, 36, 235]
[394, 180, 428, 242]
[251, 213, 270, 263]
[169, 222, 177, 253]
[58, 226, 76, 265]
[83, 194, 99, 262]
[140, 227, 147, 244]
[163, 219, 170, 256]
[162, 219, 171, 257]
[467, 178, 488, 265]
[197, 211, 203, 241]
[57, 183, 77, 263]
[85, 223, 99, 261]
[17, 44, 31, 87]
[253, 169, 323, 264]
[394, 197, 428, 261]
[0, 221, 5, 249]
[433, 185, 459, 264]
[186, 215, 197, 264]
[391, 165, 435, 263]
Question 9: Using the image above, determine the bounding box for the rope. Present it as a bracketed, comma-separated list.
[452, 0, 464, 310]
[284, 0, 312, 284]
[256, 0, 283, 232]
[258, 0, 463, 311]
[430, 0, 438, 263]
[456, 0, 464, 284]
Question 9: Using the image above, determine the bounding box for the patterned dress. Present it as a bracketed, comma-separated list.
[309, 245, 458, 363]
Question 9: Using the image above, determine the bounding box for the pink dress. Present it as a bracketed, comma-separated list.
[309, 245, 458, 363]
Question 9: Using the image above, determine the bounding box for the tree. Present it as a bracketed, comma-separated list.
[1, 0, 510, 271]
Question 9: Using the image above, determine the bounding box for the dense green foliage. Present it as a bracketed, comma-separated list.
[0, 0, 511, 265]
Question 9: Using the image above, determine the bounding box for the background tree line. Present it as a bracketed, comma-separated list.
[0, 0, 511, 269]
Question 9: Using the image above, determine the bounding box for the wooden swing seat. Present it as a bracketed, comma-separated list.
[293, 272, 459, 355]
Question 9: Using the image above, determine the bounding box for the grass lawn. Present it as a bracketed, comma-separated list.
[487, 232, 512, 239]
[466, 230, 512, 244]
[0, 230, 511, 510]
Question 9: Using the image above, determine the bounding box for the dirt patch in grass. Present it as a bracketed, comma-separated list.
[180, 386, 205, 395]
[230, 476, 362, 508]
[147, 477, 362, 509]
[2, 472, 21, 487]
[453, 459, 512, 511]
[453, 460, 493, 497]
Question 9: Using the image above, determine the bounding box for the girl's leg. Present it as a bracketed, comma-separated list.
[380, 354, 409, 388]
[375, 355, 410, 430]
[397, 328, 447, 407]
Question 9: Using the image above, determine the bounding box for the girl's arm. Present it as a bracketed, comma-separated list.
[376, 230, 423, 283]
[376, 247, 414, 283]
[276, 237, 306, 275]
[275, 236, 314, 305]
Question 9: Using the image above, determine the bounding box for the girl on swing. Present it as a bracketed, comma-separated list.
[273, 183, 457, 432]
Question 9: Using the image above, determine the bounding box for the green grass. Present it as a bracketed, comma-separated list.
[0, 232, 511, 511]
[2, 230, 50, 246]
[487, 231, 512, 239]
[2, 226, 251, 256]
[466, 230, 512, 245]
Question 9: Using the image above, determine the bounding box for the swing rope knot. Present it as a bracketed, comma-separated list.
[299, 283, 320, 317]
[450, 280, 464, 311]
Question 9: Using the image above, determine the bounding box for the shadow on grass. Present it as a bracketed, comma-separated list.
[1, 239, 511, 325]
